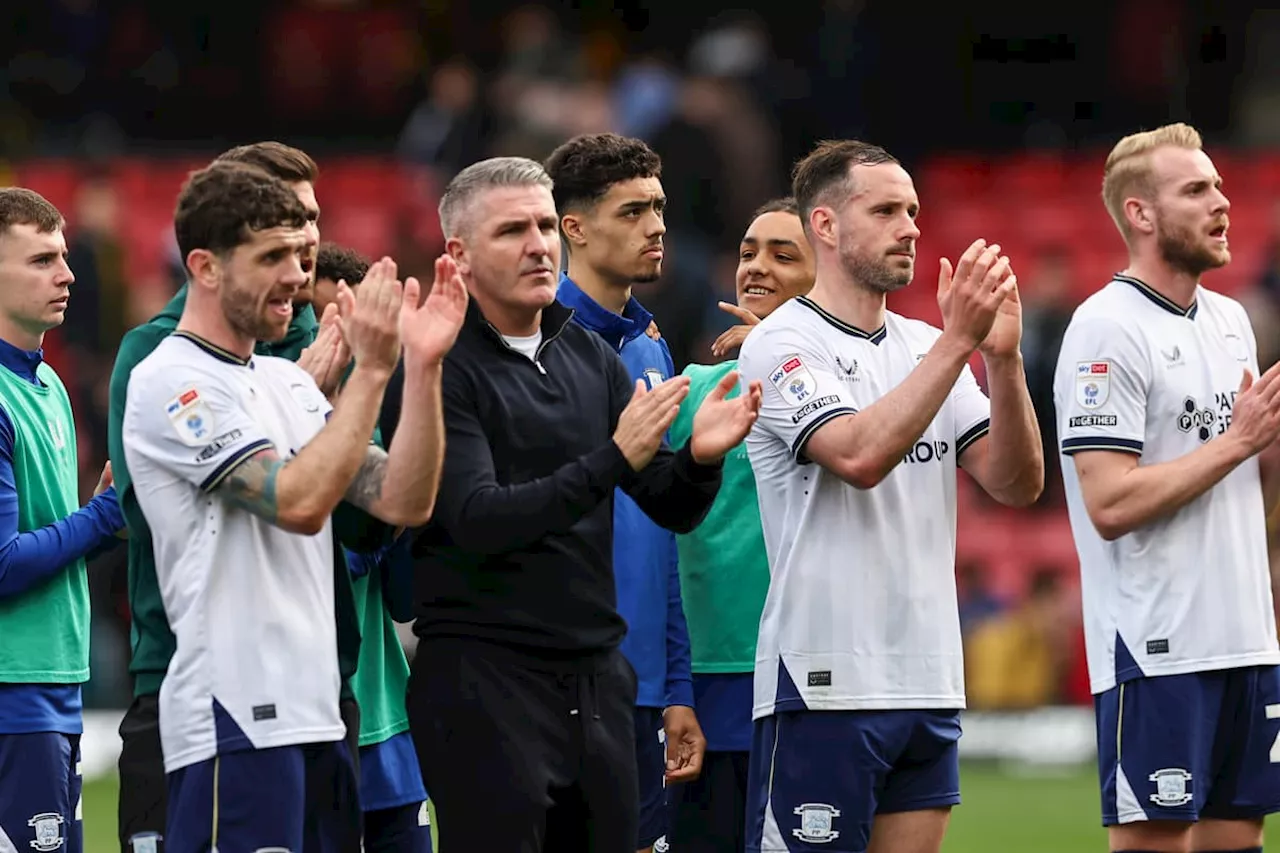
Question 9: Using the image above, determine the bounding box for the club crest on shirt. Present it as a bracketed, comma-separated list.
[165, 386, 217, 447]
[770, 355, 817, 406]
[28, 812, 65, 851]
[1075, 361, 1110, 409]
[1222, 332, 1250, 363]
[289, 382, 324, 414]
[47, 418, 67, 452]
[642, 368, 665, 390]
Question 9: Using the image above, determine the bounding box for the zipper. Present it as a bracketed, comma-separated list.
[483, 308, 575, 376]
[532, 318, 572, 375]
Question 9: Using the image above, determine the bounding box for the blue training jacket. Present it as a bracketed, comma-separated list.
[557, 273, 694, 709]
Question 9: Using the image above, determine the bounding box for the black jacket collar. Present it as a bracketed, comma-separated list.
[463, 299, 577, 348]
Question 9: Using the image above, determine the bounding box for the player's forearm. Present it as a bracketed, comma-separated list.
[0, 497, 122, 599]
[376, 360, 444, 527]
[621, 443, 721, 534]
[663, 553, 695, 708]
[1259, 443, 1280, 516]
[279, 365, 389, 530]
[975, 353, 1043, 506]
[838, 332, 972, 487]
[1081, 437, 1252, 540]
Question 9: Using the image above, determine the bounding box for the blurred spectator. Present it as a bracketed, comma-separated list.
[1248, 199, 1280, 369]
[612, 53, 681, 140]
[64, 169, 128, 493]
[957, 560, 1004, 636]
[1021, 247, 1075, 509]
[966, 568, 1075, 709]
[397, 57, 489, 179]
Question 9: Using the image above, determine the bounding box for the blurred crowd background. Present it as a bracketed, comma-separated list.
[5, 0, 1280, 718]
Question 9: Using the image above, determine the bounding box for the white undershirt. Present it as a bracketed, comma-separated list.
[502, 330, 543, 362]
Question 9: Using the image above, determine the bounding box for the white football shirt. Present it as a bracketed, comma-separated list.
[1054, 275, 1280, 694]
[738, 296, 991, 718]
[122, 332, 345, 772]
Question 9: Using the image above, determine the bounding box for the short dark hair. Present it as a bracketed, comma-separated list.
[791, 140, 898, 229]
[751, 196, 800, 220]
[315, 241, 370, 286]
[213, 141, 319, 184]
[0, 188, 64, 236]
[543, 133, 662, 213]
[174, 163, 309, 262]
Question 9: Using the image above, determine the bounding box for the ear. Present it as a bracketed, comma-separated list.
[186, 249, 219, 291]
[560, 212, 588, 248]
[1124, 197, 1155, 236]
[445, 236, 470, 277]
[809, 207, 838, 249]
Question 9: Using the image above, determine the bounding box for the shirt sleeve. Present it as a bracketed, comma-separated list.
[122, 362, 277, 493]
[951, 360, 993, 456]
[0, 405, 124, 600]
[737, 325, 862, 459]
[1053, 314, 1149, 456]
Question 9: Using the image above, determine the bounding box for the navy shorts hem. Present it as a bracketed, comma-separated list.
[1199, 802, 1280, 822]
[874, 791, 961, 815]
[1101, 808, 1196, 827]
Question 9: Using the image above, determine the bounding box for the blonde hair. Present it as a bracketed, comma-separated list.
[1102, 122, 1204, 241]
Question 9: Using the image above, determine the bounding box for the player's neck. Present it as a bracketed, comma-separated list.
[807, 273, 886, 333]
[472, 291, 541, 338]
[1122, 257, 1199, 310]
[0, 316, 45, 353]
[567, 262, 631, 315]
[176, 297, 255, 360]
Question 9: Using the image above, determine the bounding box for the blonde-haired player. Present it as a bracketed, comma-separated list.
[1054, 123, 1280, 853]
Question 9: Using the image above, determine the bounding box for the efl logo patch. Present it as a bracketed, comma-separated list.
[165, 386, 217, 447]
[770, 355, 817, 406]
[1075, 360, 1110, 409]
[643, 368, 665, 390]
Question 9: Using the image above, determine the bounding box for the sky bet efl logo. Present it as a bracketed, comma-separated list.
[1075, 361, 1110, 409]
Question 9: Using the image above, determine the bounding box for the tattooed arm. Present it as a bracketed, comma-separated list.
[209, 363, 396, 535]
[342, 360, 443, 526]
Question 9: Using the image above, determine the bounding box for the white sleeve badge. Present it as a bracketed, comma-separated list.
[770, 355, 818, 406]
[1075, 360, 1111, 409]
[165, 387, 218, 447]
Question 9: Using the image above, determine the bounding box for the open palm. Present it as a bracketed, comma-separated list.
[401, 254, 469, 365]
[690, 371, 764, 464]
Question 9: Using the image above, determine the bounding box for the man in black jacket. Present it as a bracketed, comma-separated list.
[381, 156, 762, 853]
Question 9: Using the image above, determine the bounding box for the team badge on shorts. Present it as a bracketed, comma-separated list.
[770, 356, 817, 406]
[27, 813, 65, 852]
[127, 833, 161, 853]
[793, 803, 841, 844]
[1075, 361, 1110, 409]
[1148, 767, 1193, 807]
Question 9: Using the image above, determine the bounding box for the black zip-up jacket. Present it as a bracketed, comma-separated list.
[380, 299, 723, 656]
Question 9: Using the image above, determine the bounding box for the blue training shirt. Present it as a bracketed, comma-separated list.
[0, 337, 125, 734]
[557, 273, 694, 709]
